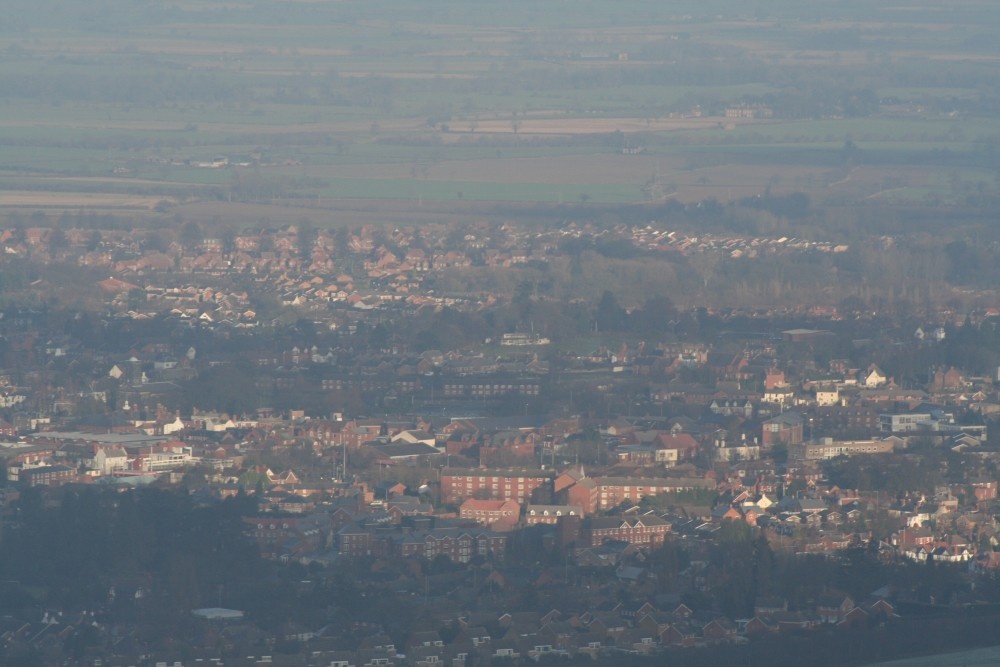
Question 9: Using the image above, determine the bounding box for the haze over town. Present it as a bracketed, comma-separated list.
[2, 2, 1000, 667]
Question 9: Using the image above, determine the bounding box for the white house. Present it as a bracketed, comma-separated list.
[860, 365, 887, 388]
[815, 389, 839, 406]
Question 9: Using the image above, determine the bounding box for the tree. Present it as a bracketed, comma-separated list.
[297, 219, 316, 260]
[632, 295, 678, 334]
[220, 224, 237, 254]
[752, 531, 775, 599]
[48, 227, 68, 251]
[180, 360, 260, 416]
[649, 540, 690, 591]
[180, 220, 203, 250]
[595, 290, 627, 332]
[711, 520, 756, 616]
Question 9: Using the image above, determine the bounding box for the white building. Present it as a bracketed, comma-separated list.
[815, 389, 839, 406]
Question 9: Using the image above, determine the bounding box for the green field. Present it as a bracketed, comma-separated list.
[0, 0, 998, 223]
[864, 645, 1000, 667]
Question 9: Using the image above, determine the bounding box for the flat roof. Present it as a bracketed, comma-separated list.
[192, 608, 245, 620]
[26, 431, 170, 446]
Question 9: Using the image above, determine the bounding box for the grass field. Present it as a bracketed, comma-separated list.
[863, 645, 1000, 667]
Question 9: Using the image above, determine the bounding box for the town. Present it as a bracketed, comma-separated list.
[1, 215, 1000, 667]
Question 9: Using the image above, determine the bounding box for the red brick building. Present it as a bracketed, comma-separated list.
[525, 504, 582, 525]
[19, 464, 75, 487]
[399, 529, 507, 563]
[555, 468, 598, 515]
[0, 419, 17, 439]
[243, 514, 330, 559]
[592, 476, 716, 511]
[761, 412, 804, 447]
[555, 469, 716, 513]
[440, 468, 553, 505]
[564, 478, 600, 515]
[338, 524, 508, 564]
[971, 478, 998, 502]
[811, 406, 879, 437]
[337, 523, 383, 560]
[579, 515, 670, 547]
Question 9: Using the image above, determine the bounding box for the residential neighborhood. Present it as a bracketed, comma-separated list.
[4, 0, 1000, 663]
[1, 216, 1000, 667]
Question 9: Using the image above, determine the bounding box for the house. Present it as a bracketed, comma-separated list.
[711, 505, 743, 523]
[655, 432, 700, 463]
[764, 368, 787, 391]
[392, 429, 437, 446]
[865, 597, 897, 622]
[614, 628, 657, 655]
[659, 623, 696, 647]
[666, 602, 694, 620]
[459, 498, 520, 529]
[771, 611, 816, 632]
[457, 625, 491, 648]
[815, 388, 839, 406]
[375, 481, 408, 500]
[930, 366, 964, 391]
[406, 630, 444, 650]
[489, 641, 520, 661]
[744, 614, 780, 635]
[838, 606, 869, 629]
[702, 618, 738, 643]
[860, 365, 887, 388]
[816, 592, 854, 624]
[709, 399, 754, 419]
[705, 352, 750, 382]
[386, 497, 433, 518]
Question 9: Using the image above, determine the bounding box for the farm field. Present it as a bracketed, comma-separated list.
[0, 0, 997, 227]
